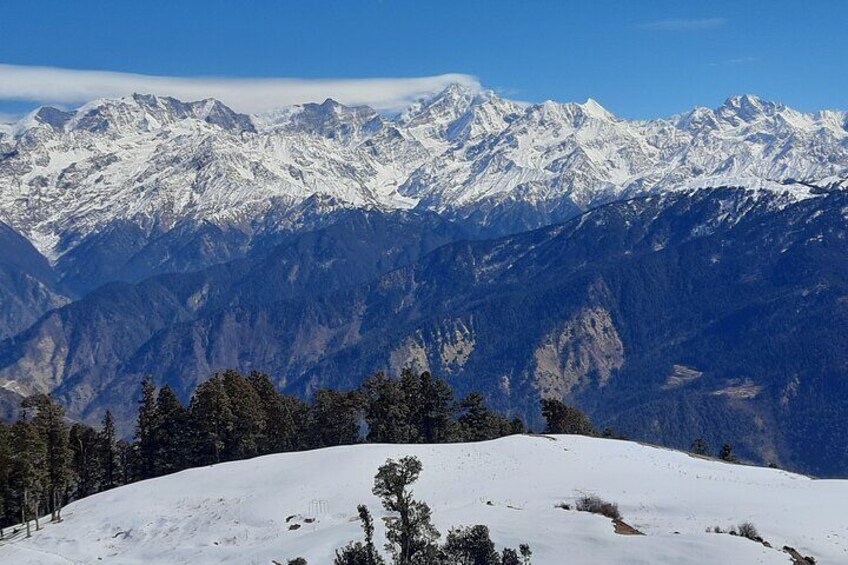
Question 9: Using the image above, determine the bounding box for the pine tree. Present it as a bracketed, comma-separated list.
[69, 423, 102, 498]
[23, 394, 72, 522]
[357, 504, 382, 565]
[413, 371, 457, 444]
[691, 437, 710, 457]
[9, 420, 47, 537]
[189, 375, 234, 465]
[540, 399, 595, 436]
[334, 505, 385, 565]
[458, 393, 512, 442]
[136, 378, 161, 479]
[276, 394, 311, 451]
[510, 417, 526, 435]
[98, 411, 119, 490]
[372, 456, 440, 564]
[519, 544, 532, 565]
[399, 369, 424, 440]
[719, 443, 737, 463]
[309, 389, 363, 448]
[443, 524, 499, 564]
[363, 372, 413, 444]
[220, 370, 267, 460]
[500, 548, 521, 565]
[248, 371, 309, 453]
[116, 439, 136, 485]
[155, 386, 190, 475]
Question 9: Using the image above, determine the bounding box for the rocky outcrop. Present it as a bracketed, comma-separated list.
[533, 307, 624, 398]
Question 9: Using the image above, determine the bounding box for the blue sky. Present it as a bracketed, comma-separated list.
[0, 0, 845, 120]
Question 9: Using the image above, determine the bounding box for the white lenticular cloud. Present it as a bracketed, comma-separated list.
[0, 64, 482, 113]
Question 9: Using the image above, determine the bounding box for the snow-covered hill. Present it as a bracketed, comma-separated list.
[1, 86, 846, 260]
[0, 435, 843, 564]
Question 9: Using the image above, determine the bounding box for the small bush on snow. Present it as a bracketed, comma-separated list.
[575, 495, 621, 520]
[737, 521, 759, 541]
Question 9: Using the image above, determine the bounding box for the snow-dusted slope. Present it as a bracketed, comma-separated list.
[1, 87, 846, 259]
[0, 435, 843, 564]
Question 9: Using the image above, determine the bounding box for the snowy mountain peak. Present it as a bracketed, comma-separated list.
[719, 94, 784, 123]
[33, 107, 74, 130]
[281, 98, 380, 141]
[400, 83, 478, 127]
[58, 93, 255, 135]
[302, 98, 370, 116]
[580, 97, 615, 121]
[437, 81, 478, 102]
[527, 98, 615, 128]
[192, 97, 256, 132]
[441, 91, 523, 143]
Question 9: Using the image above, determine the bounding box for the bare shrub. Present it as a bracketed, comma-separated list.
[575, 495, 621, 520]
[737, 521, 759, 541]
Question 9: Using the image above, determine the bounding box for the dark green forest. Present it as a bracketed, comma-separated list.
[0, 368, 599, 537]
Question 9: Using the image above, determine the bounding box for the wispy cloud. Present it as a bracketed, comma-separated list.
[0, 64, 482, 114]
[0, 112, 20, 124]
[708, 56, 759, 67]
[636, 17, 726, 32]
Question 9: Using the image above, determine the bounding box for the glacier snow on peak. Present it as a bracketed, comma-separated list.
[0, 83, 847, 256]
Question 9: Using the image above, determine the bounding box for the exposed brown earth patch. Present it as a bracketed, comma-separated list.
[662, 364, 703, 390]
[612, 518, 644, 536]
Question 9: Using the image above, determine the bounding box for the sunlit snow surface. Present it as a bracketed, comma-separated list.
[0, 435, 844, 564]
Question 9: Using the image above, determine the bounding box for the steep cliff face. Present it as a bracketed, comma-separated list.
[533, 306, 625, 399]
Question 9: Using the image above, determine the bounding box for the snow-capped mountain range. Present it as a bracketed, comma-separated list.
[2, 87, 848, 478]
[1, 84, 847, 260]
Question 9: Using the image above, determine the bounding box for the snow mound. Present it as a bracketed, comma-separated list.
[0, 435, 844, 564]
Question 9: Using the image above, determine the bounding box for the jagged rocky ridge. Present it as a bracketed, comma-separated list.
[1, 86, 847, 292]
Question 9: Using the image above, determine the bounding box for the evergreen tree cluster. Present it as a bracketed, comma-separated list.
[129, 369, 526, 476]
[0, 395, 120, 538]
[132, 371, 311, 474]
[540, 398, 596, 436]
[689, 437, 739, 463]
[334, 456, 532, 565]
[0, 367, 596, 536]
[362, 370, 522, 445]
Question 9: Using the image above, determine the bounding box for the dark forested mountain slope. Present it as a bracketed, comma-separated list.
[2, 188, 848, 475]
[52, 194, 380, 295]
[0, 209, 467, 426]
[0, 222, 69, 341]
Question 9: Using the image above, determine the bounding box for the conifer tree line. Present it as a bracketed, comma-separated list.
[0, 368, 596, 535]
